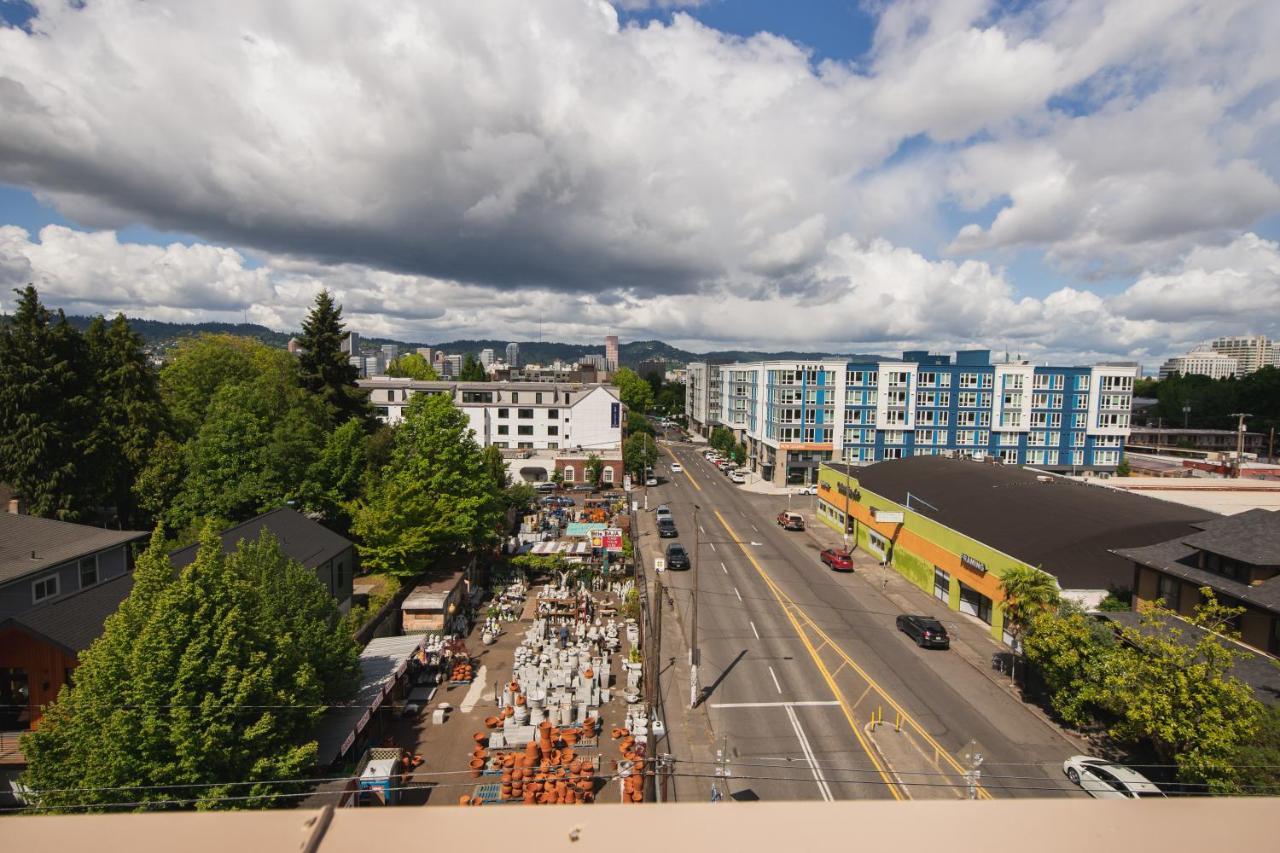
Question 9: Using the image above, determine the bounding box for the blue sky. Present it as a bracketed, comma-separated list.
[2, 0, 1279, 362]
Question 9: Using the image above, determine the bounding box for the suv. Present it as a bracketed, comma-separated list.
[820, 548, 853, 571]
[657, 518, 678, 538]
[776, 511, 805, 531]
[665, 543, 690, 570]
[655, 505, 672, 522]
[895, 614, 950, 649]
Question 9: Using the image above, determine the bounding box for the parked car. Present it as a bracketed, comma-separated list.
[657, 518, 678, 538]
[796, 484, 817, 496]
[534, 482, 557, 493]
[729, 472, 746, 484]
[1062, 757, 1165, 799]
[820, 548, 853, 571]
[671, 462, 683, 473]
[895, 614, 950, 649]
[655, 504, 672, 521]
[776, 511, 805, 531]
[645, 476, 658, 486]
[665, 543, 690, 570]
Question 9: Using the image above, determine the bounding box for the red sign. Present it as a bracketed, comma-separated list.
[602, 528, 623, 552]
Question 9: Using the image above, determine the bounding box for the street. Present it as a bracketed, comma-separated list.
[636, 437, 1082, 802]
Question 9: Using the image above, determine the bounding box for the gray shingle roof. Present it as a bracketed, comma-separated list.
[0, 514, 148, 585]
[168, 507, 351, 571]
[829, 457, 1217, 591]
[1180, 509, 1280, 566]
[2, 572, 134, 655]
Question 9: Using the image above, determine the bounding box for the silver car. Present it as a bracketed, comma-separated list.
[1062, 756, 1165, 799]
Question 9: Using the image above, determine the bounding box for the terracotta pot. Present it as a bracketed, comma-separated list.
[503, 754, 515, 768]
[472, 797, 484, 806]
[523, 791, 536, 804]
[513, 768, 525, 781]
[555, 780, 567, 793]
[515, 694, 526, 706]
[484, 716, 500, 729]
[510, 681, 520, 693]
[474, 732, 489, 744]
[502, 707, 514, 719]
[631, 791, 643, 802]
[459, 795, 471, 806]
[539, 719, 553, 732]
[469, 758, 485, 778]
[540, 758, 551, 773]
[577, 779, 592, 792]
[584, 668, 594, 680]
[569, 760, 582, 774]
[563, 732, 578, 746]
[565, 790, 577, 804]
[501, 772, 513, 785]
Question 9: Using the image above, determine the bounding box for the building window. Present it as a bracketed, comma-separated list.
[518, 425, 534, 436]
[535, 392, 544, 404]
[563, 466, 575, 483]
[375, 406, 389, 418]
[498, 408, 509, 418]
[512, 392, 520, 403]
[548, 409, 559, 419]
[518, 408, 534, 419]
[933, 568, 950, 602]
[497, 424, 509, 435]
[548, 425, 559, 436]
[1157, 574, 1181, 609]
[79, 555, 99, 589]
[32, 575, 59, 604]
[866, 529, 889, 560]
[602, 467, 615, 483]
[461, 391, 494, 404]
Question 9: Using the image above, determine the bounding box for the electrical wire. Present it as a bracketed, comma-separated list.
[667, 756, 1280, 776]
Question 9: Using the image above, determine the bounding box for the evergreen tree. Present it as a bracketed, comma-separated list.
[22, 527, 358, 811]
[85, 314, 171, 525]
[459, 354, 488, 381]
[296, 291, 371, 428]
[0, 286, 98, 519]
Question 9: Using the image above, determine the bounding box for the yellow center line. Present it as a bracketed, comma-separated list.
[713, 510, 904, 801]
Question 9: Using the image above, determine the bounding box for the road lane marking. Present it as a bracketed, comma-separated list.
[709, 542, 716, 552]
[785, 704, 833, 801]
[712, 509, 986, 801]
[768, 665, 783, 694]
[721, 563, 728, 574]
[750, 620, 760, 640]
[713, 510, 903, 800]
[710, 701, 841, 709]
[734, 586, 743, 602]
[681, 465, 703, 492]
[699, 525, 705, 534]
[752, 524, 759, 532]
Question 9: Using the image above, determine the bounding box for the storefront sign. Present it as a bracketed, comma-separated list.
[960, 553, 988, 574]
[872, 509, 904, 524]
[602, 528, 624, 552]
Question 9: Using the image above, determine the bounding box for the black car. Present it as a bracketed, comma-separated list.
[657, 518, 678, 538]
[895, 614, 950, 649]
[665, 543, 690, 570]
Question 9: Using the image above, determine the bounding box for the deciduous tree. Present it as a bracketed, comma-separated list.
[386, 352, 438, 380]
[612, 367, 653, 414]
[623, 432, 657, 477]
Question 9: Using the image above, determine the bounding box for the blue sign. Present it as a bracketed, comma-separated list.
[611, 402, 620, 428]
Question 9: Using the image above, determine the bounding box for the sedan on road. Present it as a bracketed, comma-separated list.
[665, 543, 691, 570]
[895, 614, 950, 649]
[795, 484, 817, 496]
[657, 518, 678, 538]
[645, 476, 658, 486]
[1062, 756, 1165, 799]
[819, 548, 853, 571]
[671, 462, 683, 473]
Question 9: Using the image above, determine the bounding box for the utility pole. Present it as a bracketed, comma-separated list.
[1270, 426, 1275, 464]
[1231, 412, 1252, 478]
[690, 502, 701, 709]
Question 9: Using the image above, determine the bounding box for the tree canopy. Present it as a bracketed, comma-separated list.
[160, 334, 298, 440]
[295, 290, 371, 429]
[612, 367, 653, 414]
[22, 527, 359, 811]
[458, 354, 488, 381]
[1139, 367, 1280, 436]
[386, 352, 438, 380]
[623, 431, 657, 477]
[351, 393, 504, 577]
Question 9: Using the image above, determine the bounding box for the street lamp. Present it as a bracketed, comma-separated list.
[690, 502, 701, 709]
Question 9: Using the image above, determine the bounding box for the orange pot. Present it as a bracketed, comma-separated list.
[569, 760, 582, 774]
[515, 694, 526, 706]
[584, 668, 594, 680]
[523, 791, 536, 804]
[484, 716, 500, 729]
[563, 732, 578, 746]
[472, 797, 484, 806]
[469, 758, 485, 778]
[474, 732, 489, 744]
[577, 779, 592, 792]
[459, 794, 471, 806]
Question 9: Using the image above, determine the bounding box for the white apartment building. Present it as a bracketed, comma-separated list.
[684, 362, 723, 437]
[358, 378, 625, 485]
[1158, 347, 1238, 380]
[479, 348, 495, 367]
[687, 350, 1136, 485]
[1208, 336, 1278, 374]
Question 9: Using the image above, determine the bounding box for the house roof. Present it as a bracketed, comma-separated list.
[1180, 509, 1280, 565]
[828, 457, 1217, 591]
[168, 508, 351, 571]
[1, 573, 135, 656]
[0, 513, 148, 586]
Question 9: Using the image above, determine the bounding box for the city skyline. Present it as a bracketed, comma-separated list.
[2, 2, 1279, 365]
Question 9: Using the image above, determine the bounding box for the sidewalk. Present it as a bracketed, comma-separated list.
[801, 520, 1092, 754]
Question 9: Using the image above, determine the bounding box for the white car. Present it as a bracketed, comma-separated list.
[645, 476, 658, 486]
[1062, 756, 1164, 799]
[796, 485, 817, 496]
[729, 472, 746, 484]
[671, 463, 683, 473]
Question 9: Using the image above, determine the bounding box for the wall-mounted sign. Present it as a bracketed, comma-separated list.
[654, 558, 666, 573]
[602, 528, 624, 552]
[611, 402, 621, 428]
[872, 509, 904, 524]
[960, 553, 988, 574]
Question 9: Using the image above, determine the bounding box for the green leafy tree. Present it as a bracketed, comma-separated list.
[1115, 458, 1131, 477]
[1022, 605, 1119, 727]
[482, 445, 510, 491]
[22, 527, 358, 811]
[300, 417, 370, 528]
[586, 454, 603, 487]
[623, 432, 658, 477]
[133, 435, 187, 528]
[295, 290, 371, 429]
[1103, 591, 1259, 791]
[1232, 703, 1280, 793]
[730, 442, 747, 466]
[626, 410, 654, 437]
[387, 352, 438, 380]
[84, 314, 171, 525]
[167, 378, 326, 528]
[613, 367, 653, 413]
[160, 334, 298, 439]
[709, 425, 736, 456]
[459, 354, 488, 381]
[0, 286, 98, 519]
[351, 393, 503, 577]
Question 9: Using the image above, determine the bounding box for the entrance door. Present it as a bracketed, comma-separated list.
[933, 568, 950, 603]
[958, 582, 993, 624]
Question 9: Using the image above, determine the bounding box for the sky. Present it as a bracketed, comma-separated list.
[2, 0, 1280, 368]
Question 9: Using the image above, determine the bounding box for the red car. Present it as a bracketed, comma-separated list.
[820, 548, 853, 571]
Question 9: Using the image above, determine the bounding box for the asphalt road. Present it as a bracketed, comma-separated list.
[636, 438, 1080, 802]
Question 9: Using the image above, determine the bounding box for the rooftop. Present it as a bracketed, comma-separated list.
[1181, 509, 1280, 565]
[827, 457, 1217, 591]
[1, 572, 134, 654]
[0, 513, 148, 586]
[313, 634, 425, 766]
[1090, 475, 1280, 516]
[168, 508, 350, 572]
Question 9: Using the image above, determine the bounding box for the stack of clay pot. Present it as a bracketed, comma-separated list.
[457, 795, 484, 806]
[613, 726, 645, 803]
[469, 743, 488, 778]
[451, 661, 474, 681]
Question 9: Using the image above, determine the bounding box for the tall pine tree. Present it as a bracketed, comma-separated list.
[296, 290, 371, 429]
[85, 314, 171, 526]
[0, 286, 98, 519]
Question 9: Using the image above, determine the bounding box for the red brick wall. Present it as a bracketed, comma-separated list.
[555, 457, 623, 486]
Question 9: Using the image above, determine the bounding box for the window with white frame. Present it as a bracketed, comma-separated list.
[882, 447, 904, 460]
[1075, 375, 1091, 390]
[1073, 412, 1087, 429]
[981, 374, 993, 388]
[32, 574, 59, 603]
[79, 555, 98, 589]
[999, 432, 1020, 447]
[602, 466, 615, 483]
[563, 466, 575, 483]
[959, 373, 978, 388]
[958, 391, 978, 407]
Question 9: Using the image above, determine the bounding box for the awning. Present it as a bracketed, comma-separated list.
[313, 634, 426, 765]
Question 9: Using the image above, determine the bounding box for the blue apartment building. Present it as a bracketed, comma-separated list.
[686, 350, 1135, 486]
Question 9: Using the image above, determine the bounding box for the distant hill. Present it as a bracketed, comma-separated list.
[62, 315, 884, 365]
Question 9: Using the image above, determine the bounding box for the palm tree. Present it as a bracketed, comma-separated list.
[999, 565, 1061, 682]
